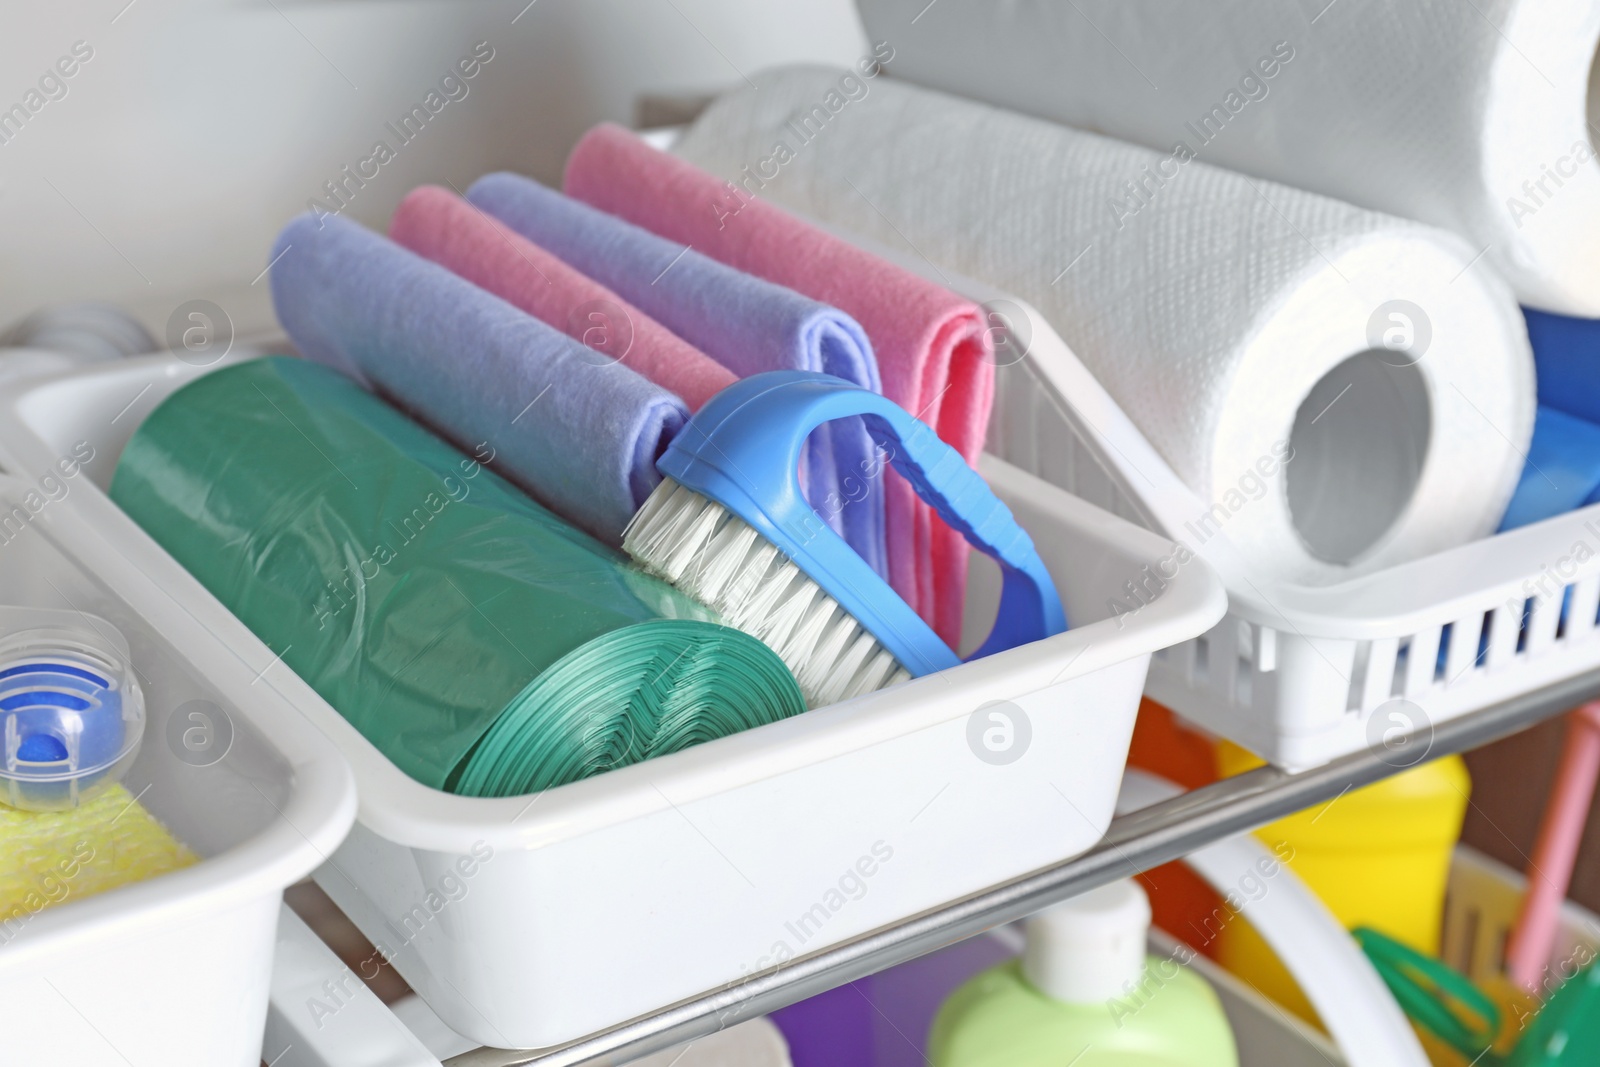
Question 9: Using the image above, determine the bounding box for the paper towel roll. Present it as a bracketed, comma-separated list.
[674, 66, 1535, 585]
[856, 0, 1600, 316]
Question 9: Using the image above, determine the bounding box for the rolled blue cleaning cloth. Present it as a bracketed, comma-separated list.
[1499, 405, 1600, 532]
[269, 213, 688, 544]
[1493, 307, 1600, 531]
[1527, 307, 1600, 426]
[465, 173, 889, 579]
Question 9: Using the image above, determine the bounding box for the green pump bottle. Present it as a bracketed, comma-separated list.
[929, 879, 1239, 1067]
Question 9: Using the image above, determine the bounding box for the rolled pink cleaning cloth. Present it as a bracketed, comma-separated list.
[564, 123, 994, 649]
[389, 185, 736, 411]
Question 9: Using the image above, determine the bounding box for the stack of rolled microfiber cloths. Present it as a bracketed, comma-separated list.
[267, 159, 991, 644]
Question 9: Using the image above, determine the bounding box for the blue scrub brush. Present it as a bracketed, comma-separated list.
[624, 370, 1066, 707]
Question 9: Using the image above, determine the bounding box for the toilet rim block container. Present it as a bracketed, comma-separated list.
[0, 439, 355, 1067]
[0, 606, 145, 811]
[0, 351, 1226, 1049]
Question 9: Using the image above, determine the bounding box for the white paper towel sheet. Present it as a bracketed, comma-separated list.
[857, 0, 1600, 316]
[674, 66, 1535, 586]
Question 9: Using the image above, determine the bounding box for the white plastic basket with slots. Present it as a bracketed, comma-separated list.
[1441, 847, 1600, 1000]
[0, 363, 356, 1067]
[0, 349, 1225, 1049]
[965, 283, 1600, 771]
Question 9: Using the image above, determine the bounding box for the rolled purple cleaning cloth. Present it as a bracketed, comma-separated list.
[268, 213, 688, 544]
[465, 172, 889, 581]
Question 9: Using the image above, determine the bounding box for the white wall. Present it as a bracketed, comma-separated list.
[0, 0, 867, 339]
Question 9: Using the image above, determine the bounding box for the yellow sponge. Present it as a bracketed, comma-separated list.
[0, 782, 197, 928]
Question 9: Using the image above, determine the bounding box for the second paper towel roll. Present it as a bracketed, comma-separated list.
[858, 0, 1600, 316]
[674, 66, 1536, 585]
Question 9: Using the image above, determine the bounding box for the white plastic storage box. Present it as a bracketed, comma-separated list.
[0, 350, 1225, 1049]
[1441, 846, 1600, 994]
[0, 356, 356, 1067]
[955, 274, 1600, 770]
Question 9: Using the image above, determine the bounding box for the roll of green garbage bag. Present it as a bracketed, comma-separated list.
[110, 356, 805, 796]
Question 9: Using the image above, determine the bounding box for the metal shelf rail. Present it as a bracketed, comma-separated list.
[420, 669, 1600, 1065]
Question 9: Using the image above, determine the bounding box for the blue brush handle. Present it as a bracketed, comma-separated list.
[657, 371, 1066, 676]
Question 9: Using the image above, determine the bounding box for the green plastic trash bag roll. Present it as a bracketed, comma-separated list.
[110, 356, 805, 796]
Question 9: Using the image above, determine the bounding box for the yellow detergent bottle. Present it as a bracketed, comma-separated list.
[1214, 742, 1470, 1028]
[929, 879, 1238, 1067]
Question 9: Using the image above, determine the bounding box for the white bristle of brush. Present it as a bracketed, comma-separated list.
[623, 480, 912, 708]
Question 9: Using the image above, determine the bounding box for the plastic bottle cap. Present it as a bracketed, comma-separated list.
[1023, 878, 1152, 1004]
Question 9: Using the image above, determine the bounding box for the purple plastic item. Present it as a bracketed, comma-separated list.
[771, 933, 1013, 1066]
[771, 981, 875, 1067]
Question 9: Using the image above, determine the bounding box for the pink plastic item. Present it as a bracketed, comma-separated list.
[389, 185, 736, 411]
[563, 123, 994, 649]
[1506, 700, 1600, 992]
